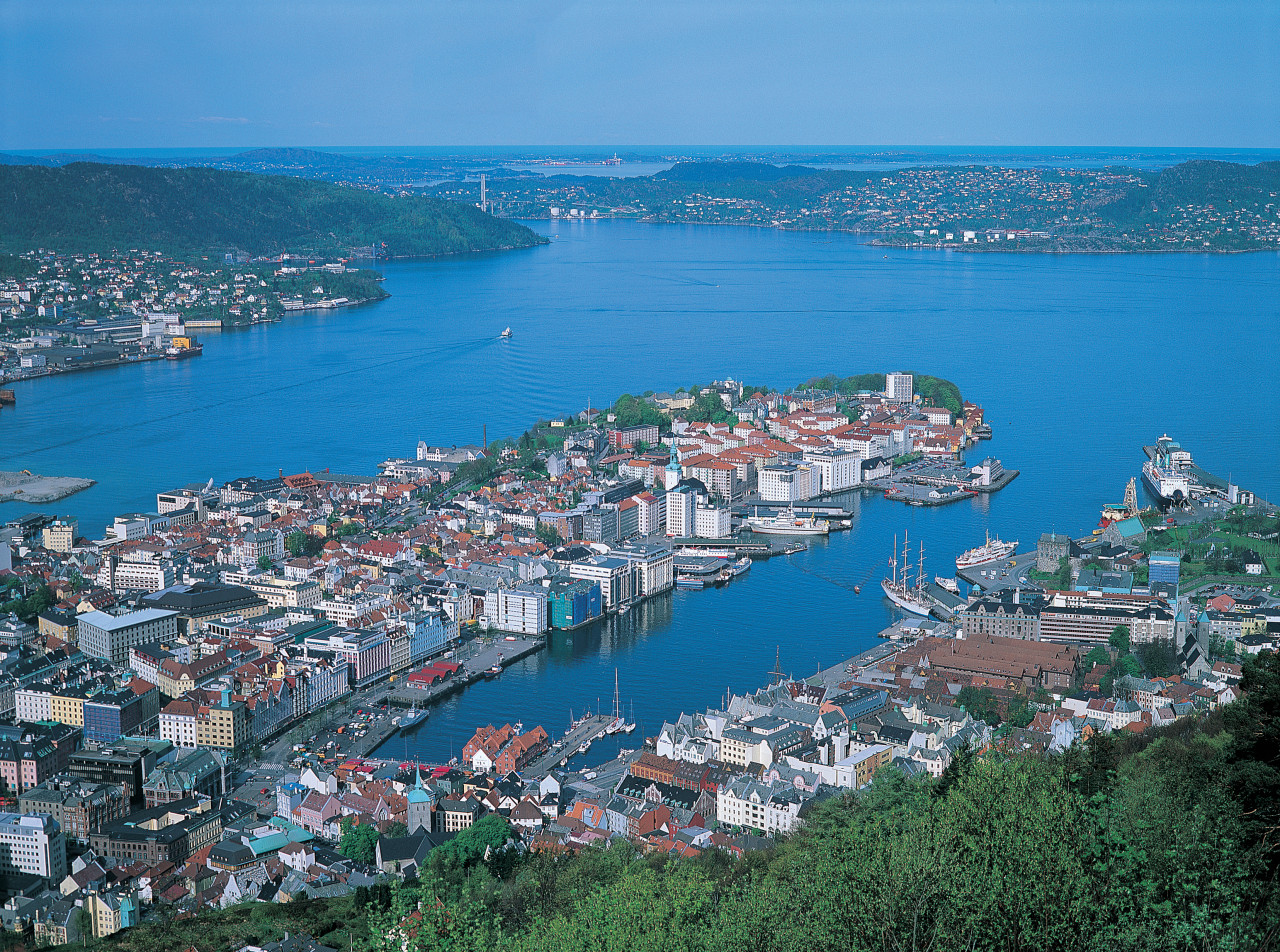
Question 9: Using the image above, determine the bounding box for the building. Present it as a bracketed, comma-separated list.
[99, 557, 176, 594]
[0, 724, 82, 795]
[609, 425, 660, 450]
[83, 890, 137, 939]
[956, 598, 1041, 640]
[547, 579, 602, 629]
[77, 609, 179, 666]
[665, 485, 697, 538]
[568, 557, 634, 612]
[18, 776, 130, 844]
[694, 505, 732, 540]
[142, 749, 225, 807]
[886, 372, 913, 404]
[0, 813, 66, 882]
[88, 797, 231, 865]
[139, 583, 268, 635]
[1148, 551, 1181, 591]
[802, 448, 861, 493]
[222, 573, 322, 610]
[41, 519, 77, 554]
[159, 699, 199, 748]
[758, 463, 814, 503]
[612, 542, 675, 597]
[67, 740, 170, 805]
[196, 697, 249, 753]
[303, 629, 390, 688]
[83, 686, 160, 743]
[483, 586, 549, 636]
[1037, 533, 1071, 573]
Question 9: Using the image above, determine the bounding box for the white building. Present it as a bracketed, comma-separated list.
[41, 519, 77, 554]
[694, 506, 732, 539]
[98, 557, 176, 594]
[665, 487, 697, 538]
[222, 573, 321, 610]
[758, 464, 814, 503]
[159, 701, 199, 748]
[483, 586, 549, 635]
[802, 448, 861, 493]
[568, 556, 634, 612]
[0, 813, 66, 882]
[886, 372, 913, 403]
[78, 609, 180, 666]
[612, 542, 674, 597]
[14, 686, 54, 723]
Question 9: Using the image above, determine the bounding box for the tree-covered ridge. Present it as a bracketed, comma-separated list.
[0, 163, 547, 258]
[803, 372, 965, 416]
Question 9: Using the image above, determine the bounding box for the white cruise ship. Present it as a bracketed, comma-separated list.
[955, 532, 1018, 570]
[1142, 434, 1193, 506]
[745, 508, 829, 535]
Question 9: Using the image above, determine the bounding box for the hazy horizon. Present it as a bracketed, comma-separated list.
[2, 0, 1276, 151]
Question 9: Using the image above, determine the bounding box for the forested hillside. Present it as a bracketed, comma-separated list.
[0, 163, 546, 258]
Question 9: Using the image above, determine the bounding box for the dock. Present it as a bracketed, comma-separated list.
[526, 714, 616, 778]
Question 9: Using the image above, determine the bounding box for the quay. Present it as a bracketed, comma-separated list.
[383, 636, 543, 710]
[526, 714, 617, 778]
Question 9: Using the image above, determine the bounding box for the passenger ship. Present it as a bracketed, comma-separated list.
[1142, 435, 1193, 507]
[955, 532, 1018, 570]
[744, 508, 829, 535]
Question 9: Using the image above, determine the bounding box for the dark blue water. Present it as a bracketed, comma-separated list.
[3, 220, 1277, 765]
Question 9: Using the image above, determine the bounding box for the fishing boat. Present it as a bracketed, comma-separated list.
[955, 531, 1018, 570]
[880, 532, 932, 617]
[745, 507, 829, 535]
[484, 663, 502, 679]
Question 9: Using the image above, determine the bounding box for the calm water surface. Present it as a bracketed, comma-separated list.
[2, 220, 1277, 763]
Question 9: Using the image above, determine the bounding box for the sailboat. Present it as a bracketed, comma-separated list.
[606, 669, 626, 734]
[880, 531, 932, 617]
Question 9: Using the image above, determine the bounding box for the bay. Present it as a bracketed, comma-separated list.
[2, 219, 1276, 764]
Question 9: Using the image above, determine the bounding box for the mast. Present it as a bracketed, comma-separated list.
[613, 668, 622, 721]
[891, 534, 897, 588]
[917, 541, 925, 593]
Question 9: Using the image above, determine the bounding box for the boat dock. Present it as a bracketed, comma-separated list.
[526, 714, 616, 778]
[383, 636, 543, 709]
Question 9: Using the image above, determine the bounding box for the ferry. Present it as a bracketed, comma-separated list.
[881, 532, 932, 617]
[955, 532, 1017, 570]
[675, 574, 707, 589]
[1143, 435, 1193, 507]
[744, 507, 829, 536]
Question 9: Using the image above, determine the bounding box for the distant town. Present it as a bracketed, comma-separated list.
[0, 251, 384, 387]
[0, 368, 1275, 942]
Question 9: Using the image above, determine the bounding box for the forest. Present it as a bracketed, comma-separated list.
[0, 163, 546, 258]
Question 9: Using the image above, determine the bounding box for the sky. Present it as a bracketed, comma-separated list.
[1, 0, 1277, 150]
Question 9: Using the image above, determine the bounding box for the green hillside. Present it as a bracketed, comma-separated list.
[0, 162, 546, 258]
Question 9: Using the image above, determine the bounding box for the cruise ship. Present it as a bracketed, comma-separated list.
[955, 532, 1018, 570]
[744, 508, 830, 535]
[1142, 435, 1193, 507]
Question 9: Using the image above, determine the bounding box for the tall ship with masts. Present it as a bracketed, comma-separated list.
[881, 532, 932, 617]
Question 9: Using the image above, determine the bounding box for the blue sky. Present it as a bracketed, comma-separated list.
[2, 0, 1276, 149]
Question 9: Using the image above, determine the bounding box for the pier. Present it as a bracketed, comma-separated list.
[526, 714, 616, 778]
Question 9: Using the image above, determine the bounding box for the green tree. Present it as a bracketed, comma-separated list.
[956, 685, 1002, 726]
[338, 817, 380, 864]
[257, 554, 275, 571]
[1109, 624, 1131, 654]
[535, 523, 561, 548]
[1084, 645, 1111, 670]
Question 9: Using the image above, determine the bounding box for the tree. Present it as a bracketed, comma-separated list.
[256, 554, 274, 571]
[338, 817, 380, 864]
[1109, 624, 1131, 655]
[956, 686, 1002, 726]
[535, 523, 561, 548]
[1084, 645, 1111, 670]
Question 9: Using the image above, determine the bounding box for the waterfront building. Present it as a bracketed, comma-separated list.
[547, 578, 602, 629]
[407, 608, 456, 662]
[78, 609, 179, 666]
[483, 585, 549, 635]
[612, 541, 675, 597]
[1038, 604, 1175, 645]
[758, 463, 814, 503]
[0, 812, 66, 882]
[19, 776, 129, 844]
[956, 598, 1041, 640]
[303, 629, 390, 687]
[886, 372, 914, 404]
[694, 505, 732, 539]
[802, 448, 861, 493]
[569, 557, 634, 612]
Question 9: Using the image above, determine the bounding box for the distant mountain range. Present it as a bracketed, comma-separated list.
[0, 162, 545, 258]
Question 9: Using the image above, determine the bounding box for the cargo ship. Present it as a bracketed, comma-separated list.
[955, 531, 1017, 570]
[1142, 435, 1193, 507]
[165, 336, 203, 360]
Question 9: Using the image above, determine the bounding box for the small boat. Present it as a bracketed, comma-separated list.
[853, 584, 861, 594]
[484, 664, 502, 679]
[400, 704, 426, 728]
[578, 742, 591, 754]
[500, 327, 512, 338]
[732, 556, 752, 577]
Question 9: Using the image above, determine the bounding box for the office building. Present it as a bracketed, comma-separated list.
[77, 609, 179, 666]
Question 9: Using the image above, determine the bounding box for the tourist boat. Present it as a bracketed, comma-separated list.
[1142, 435, 1193, 507]
[934, 575, 960, 594]
[955, 531, 1017, 570]
[744, 507, 829, 535]
[880, 532, 932, 617]
[732, 556, 752, 576]
[675, 574, 706, 589]
[500, 327, 512, 338]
